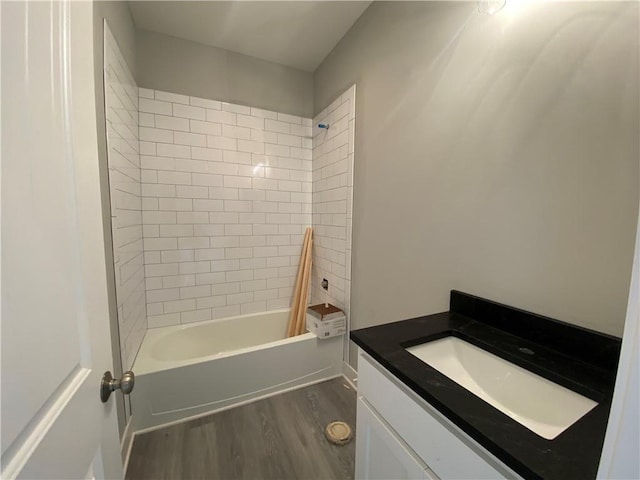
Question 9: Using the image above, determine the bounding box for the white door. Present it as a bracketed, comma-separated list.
[597, 209, 640, 478]
[1, 1, 122, 478]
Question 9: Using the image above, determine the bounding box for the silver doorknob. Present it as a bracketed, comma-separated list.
[100, 370, 135, 403]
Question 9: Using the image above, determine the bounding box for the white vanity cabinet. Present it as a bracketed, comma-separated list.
[355, 350, 520, 480]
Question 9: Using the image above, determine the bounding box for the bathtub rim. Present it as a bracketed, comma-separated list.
[133, 308, 318, 375]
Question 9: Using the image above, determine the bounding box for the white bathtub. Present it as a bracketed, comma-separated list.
[130, 309, 343, 432]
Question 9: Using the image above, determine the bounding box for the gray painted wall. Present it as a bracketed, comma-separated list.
[314, 1, 639, 364]
[135, 29, 314, 118]
[92, 0, 137, 437]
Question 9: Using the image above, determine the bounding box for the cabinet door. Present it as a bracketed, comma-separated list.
[355, 397, 437, 480]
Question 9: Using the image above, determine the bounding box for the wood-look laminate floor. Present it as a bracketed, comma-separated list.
[126, 378, 357, 480]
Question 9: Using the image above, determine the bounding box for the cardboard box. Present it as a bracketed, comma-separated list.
[307, 303, 344, 321]
[306, 312, 346, 339]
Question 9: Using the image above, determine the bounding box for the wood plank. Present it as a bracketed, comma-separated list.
[287, 228, 312, 337]
[126, 377, 356, 480]
[294, 236, 313, 336]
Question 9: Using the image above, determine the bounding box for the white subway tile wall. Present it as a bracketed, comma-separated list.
[311, 85, 356, 351]
[104, 26, 147, 370]
[140, 89, 313, 327]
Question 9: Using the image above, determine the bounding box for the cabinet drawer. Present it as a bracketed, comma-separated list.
[358, 351, 517, 479]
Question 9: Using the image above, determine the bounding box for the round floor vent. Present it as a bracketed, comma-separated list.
[325, 421, 353, 445]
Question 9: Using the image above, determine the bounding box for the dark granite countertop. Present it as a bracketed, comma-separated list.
[351, 291, 621, 480]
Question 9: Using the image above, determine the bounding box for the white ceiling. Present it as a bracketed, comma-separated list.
[128, 1, 372, 72]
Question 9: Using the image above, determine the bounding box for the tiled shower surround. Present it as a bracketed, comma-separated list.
[104, 30, 355, 363]
[104, 26, 146, 371]
[310, 86, 356, 353]
[138, 89, 313, 327]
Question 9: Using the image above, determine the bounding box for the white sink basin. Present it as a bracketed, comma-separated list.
[405, 336, 598, 440]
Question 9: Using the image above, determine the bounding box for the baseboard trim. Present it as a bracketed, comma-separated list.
[342, 361, 358, 390]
